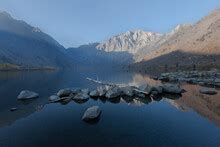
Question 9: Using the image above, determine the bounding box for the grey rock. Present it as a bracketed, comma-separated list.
[97, 85, 112, 97]
[70, 87, 81, 94]
[199, 88, 217, 95]
[82, 106, 101, 121]
[10, 107, 18, 111]
[57, 88, 72, 97]
[106, 86, 122, 99]
[17, 90, 39, 100]
[143, 85, 163, 94]
[153, 85, 163, 94]
[162, 84, 182, 94]
[151, 90, 159, 95]
[49, 95, 60, 102]
[198, 82, 205, 86]
[81, 89, 90, 94]
[215, 78, 220, 83]
[158, 76, 169, 81]
[52, 96, 72, 103]
[134, 90, 146, 98]
[89, 90, 99, 97]
[60, 97, 72, 104]
[73, 93, 90, 101]
[121, 86, 135, 97]
[143, 85, 153, 94]
[215, 83, 220, 87]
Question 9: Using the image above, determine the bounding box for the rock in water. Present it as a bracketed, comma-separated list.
[121, 86, 135, 97]
[17, 90, 39, 100]
[97, 85, 112, 96]
[199, 88, 217, 95]
[57, 88, 72, 97]
[162, 84, 182, 94]
[73, 93, 90, 101]
[70, 87, 81, 94]
[89, 90, 99, 97]
[10, 107, 17, 111]
[215, 78, 220, 83]
[48, 95, 60, 102]
[105, 86, 122, 99]
[82, 106, 101, 121]
[81, 89, 90, 94]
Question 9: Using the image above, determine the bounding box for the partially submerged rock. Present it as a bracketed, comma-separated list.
[89, 90, 99, 97]
[121, 86, 135, 97]
[17, 90, 39, 100]
[157, 70, 220, 88]
[57, 88, 72, 97]
[97, 85, 111, 97]
[73, 93, 90, 101]
[70, 87, 81, 94]
[133, 90, 146, 98]
[143, 85, 163, 95]
[60, 97, 72, 105]
[81, 89, 90, 94]
[82, 106, 101, 121]
[49, 95, 60, 102]
[215, 78, 220, 83]
[10, 107, 17, 112]
[199, 88, 217, 95]
[51, 96, 72, 103]
[105, 86, 122, 99]
[162, 84, 183, 94]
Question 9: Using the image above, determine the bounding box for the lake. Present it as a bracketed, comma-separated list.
[0, 69, 220, 147]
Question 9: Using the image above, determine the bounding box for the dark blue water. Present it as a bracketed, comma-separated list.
[0, 69, 220, 147]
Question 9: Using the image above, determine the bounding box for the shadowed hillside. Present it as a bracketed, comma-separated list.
[0, 11, 73, 69]
[131, 51, 220, 73]
[67, 43, 134, 70]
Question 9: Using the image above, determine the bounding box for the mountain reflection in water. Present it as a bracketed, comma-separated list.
[0, 70, 220, 146]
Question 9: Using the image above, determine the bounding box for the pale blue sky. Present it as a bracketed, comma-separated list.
[0, 0, 220, 47]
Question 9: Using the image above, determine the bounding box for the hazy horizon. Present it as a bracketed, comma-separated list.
[0, 0, 220, 48]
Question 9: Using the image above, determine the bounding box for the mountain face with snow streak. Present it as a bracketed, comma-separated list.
[96, 25, 193, 62]
[96, 30, 163, 54]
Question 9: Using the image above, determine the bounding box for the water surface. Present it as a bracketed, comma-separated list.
[0, 69, 220, 146]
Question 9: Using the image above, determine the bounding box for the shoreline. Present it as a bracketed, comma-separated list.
[0, 67, 58, 72]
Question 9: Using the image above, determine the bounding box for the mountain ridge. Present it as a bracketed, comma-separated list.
[96, 30, 163, 54]
[131, 8, 220, 71]
[0, 11, 73, 69]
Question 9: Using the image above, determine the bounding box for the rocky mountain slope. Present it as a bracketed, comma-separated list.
[132, 8, 220, 71]
[134, 24, 192, 62]
[96, 30, 162, 54]
[0, 11, 72, 69]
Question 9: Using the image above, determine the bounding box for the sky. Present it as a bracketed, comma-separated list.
[0, 0, 220, 48]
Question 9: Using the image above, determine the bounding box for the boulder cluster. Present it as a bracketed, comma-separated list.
[15, 73, 219, 123]
[156, 70, 220, 88]
[47, 84, 184, 104]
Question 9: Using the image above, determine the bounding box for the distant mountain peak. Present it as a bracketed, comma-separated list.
[169, 24, 192, 35]
[96, 29, 162, 54]
[0, 11, 12, 18]
[32, 27, 42, 33]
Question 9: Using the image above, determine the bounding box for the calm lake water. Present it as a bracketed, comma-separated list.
[0, 69, 220, 147]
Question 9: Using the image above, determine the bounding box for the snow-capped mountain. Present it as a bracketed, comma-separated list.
[96, 30, 163, 54]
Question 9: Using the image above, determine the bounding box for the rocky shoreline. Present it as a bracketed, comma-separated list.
[155, 70, 220, 88]
[14, 71, 219, 123]
[15, 78, 186, 123]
